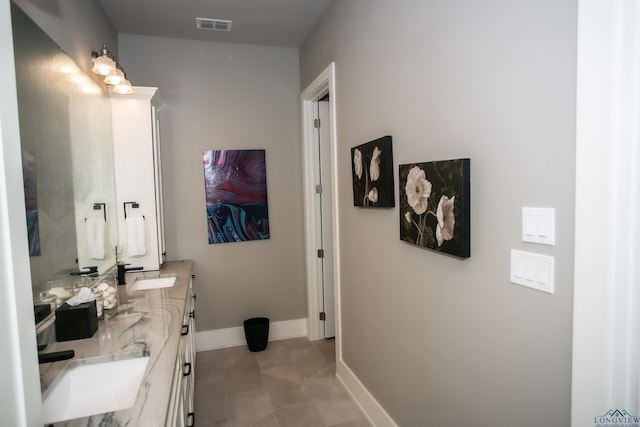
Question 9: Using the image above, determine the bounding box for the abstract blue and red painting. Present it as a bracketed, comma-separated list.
[202, 149, 270, 244]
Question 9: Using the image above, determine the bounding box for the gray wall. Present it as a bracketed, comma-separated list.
[118, 34, 307, 330]
[301, 1, 576, 426]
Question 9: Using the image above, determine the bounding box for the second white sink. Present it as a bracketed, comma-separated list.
[130, 276, 176, 291]
[42, 356, 149, 424]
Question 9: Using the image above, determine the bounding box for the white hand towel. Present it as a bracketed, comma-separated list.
[85, 218, 105, 260]
[126, 216, 146, 257]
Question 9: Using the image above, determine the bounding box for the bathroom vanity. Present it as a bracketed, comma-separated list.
[38, 260, 195, 426]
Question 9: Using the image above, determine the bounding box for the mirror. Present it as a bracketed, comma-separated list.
[11, 4, 118, 297]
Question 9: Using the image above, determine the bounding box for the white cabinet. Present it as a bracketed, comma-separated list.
[166, 277, 196, 427]
[110, 87, 165, 271]
[182, 278, 196, 426]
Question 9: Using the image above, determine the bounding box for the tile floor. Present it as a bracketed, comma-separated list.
[195, 337, 371, 427]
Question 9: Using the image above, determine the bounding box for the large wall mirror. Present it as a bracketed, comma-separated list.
[11, 4, 118, 297]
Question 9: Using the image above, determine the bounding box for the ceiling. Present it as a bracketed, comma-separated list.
[98, 0, 331, 48]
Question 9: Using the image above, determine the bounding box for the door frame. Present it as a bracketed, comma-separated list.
[572, 0, 640, 424]
[301, 63, 341, 348]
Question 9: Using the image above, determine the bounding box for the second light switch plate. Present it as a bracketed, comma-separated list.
[510, 249, 555, 294]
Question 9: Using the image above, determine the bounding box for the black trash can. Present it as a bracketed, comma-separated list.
[243, 317, 269, 352]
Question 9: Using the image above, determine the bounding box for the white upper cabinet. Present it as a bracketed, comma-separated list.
[110, 87, 165, 271]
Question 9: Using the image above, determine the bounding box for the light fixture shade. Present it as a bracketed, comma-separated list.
[104, 68, 124, 85]
[113, 78, 133, 95]
[92, 54, 116, 76]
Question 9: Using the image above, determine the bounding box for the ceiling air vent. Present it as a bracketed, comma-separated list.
[196, 18, 232, 32]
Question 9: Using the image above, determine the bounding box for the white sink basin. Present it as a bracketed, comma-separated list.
[130, 276, 176, 291]
[42, 356, 149, 424]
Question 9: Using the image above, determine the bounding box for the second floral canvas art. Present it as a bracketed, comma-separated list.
[399, 158, 470, 258]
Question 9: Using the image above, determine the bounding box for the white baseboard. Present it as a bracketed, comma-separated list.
[336, 359, 399, 427]
[195, 317, 307, 352]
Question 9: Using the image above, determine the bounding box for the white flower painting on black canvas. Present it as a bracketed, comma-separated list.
[350, 136, 395, 207]
[399, 158, 470, 258]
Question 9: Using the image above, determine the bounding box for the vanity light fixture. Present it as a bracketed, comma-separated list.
[91, 45, 133, 94]
[113, 77, 133, 95]
[104, 66, 124, 86]
[91, 46, 116, 76]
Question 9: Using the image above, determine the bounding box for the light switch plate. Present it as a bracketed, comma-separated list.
[510, 249, 555, 294]
[522, 207, 555, 245]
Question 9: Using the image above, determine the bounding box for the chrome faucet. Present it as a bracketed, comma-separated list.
[117, 263, 143, 285]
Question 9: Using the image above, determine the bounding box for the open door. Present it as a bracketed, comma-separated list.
[316, 98, 334, 338]
[301, 62, 340, 344]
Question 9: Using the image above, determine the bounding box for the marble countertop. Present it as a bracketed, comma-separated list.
[39, 260, 193, 426]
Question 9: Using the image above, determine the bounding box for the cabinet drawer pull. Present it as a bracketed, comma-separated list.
[187, 412, 195, 427]
[183, 362, 192, 377]
[189, 310, 195, 319]
[181, 324, 189, 336]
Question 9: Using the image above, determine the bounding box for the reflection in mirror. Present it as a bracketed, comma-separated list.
[11, 4, 117, 301]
